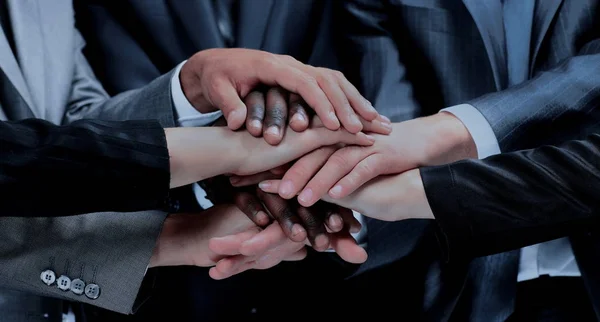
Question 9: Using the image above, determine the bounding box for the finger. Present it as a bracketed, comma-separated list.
[210, 255, 253, 280]
[330, 230, 368, 264]
[277, 146, 336, 199]
[329, 154, 385, 199]
[209, 77, 247, 130]
[288, 93, 310, 132]
[208, 227, 261, 256]
[263, 87, 289, 145]
[308, 126, 375, 147]
[321, 203, 344, 233]
[258, 179, 281, 194]
[244, 91, 266, 136]
[269, 164, 290, 176]
[296, 205, 329, 251]
[256, 56, 340, 130]
[297, 146, 368, 207]
[254, 242, 306, 269]
[338, 206, 362, 234]
[230, 171, 280, 187]
[233, 191, 271, 227]
[282, 248, 309, 261]
[256, 188, 307, 242]
[278, 146, 336, 199]
[337, 72, 379, 122]
[361, 115, 393, 135]
[315, 68, 363, 134]
[240, 221, 289, 256]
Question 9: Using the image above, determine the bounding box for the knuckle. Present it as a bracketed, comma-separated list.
[329, 152, 350, 168]
[297, 207, 321, 228]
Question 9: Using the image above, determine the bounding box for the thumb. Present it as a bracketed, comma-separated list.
[209, 78, 247, 130]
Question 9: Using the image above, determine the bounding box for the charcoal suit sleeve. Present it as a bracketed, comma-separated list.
[422, 133, 600, 261]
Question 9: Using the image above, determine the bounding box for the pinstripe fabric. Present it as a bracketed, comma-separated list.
[344, 0, 600, 320]
[0, 0, 177, 314]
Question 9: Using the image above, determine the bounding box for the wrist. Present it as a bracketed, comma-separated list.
[150, 214, 190, 267]
[180, 58, 218, 114]
[422, 112, 477, 165]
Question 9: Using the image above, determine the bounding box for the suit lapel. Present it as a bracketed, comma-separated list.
[462, 0, 507, 91]
[168, 0, 225, 49]
[0, 1, 35, 115]
[8, 0, 44, 117]
[236, 0, 274, 49]
[530, 0, 563, 74]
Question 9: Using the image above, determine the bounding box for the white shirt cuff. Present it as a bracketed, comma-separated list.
[171, 61, 223, 127]
[440, 104, 501, 159]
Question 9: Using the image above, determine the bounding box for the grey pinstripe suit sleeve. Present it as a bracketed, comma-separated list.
[0, 30, 175, 314]
[341, 0, 422, 121]
[470, 39, 600, 152]
[63, 31, 176, 128]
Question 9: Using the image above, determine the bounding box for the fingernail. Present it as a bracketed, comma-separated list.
[350, 222, 362, 234]
[365, 134, 376, 142]
[291, 224, 305, 238]
[351, 114, 361, 127]
[329, 185, 343, 197]
[249, 120, 262, 130]
[298, 188, 313, 205]
[314, 234, 329, 250]
[229, 177, 240, 185]
[228, 109, 241, 122]
[265, 126, 280, 138]
[329, 214, 342, 229]
[379, 120, 392, 131]
[381, 115, 391, 123]
[258, 181, 271, 190]
[365, 99, 376, 112]
[279, 180, 294, 198]
[256, 211, 270, 226]
[328, 111, 339, 126]
[291, 113, 306, 125]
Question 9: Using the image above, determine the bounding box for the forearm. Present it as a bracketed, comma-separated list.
[167, 126, 241, 188]
[0, 118, 170, 217]
[422, 133, 600, 260]
[324, 170, 433, 222]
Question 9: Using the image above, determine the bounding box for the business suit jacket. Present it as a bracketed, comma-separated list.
[74, 1, 371, 320]
[343, 0, 600, 320]
[0, 0, 179, 315]
[75, 0, 339, 95]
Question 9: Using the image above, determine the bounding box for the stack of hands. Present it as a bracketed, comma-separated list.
[152, 49, 477, 280]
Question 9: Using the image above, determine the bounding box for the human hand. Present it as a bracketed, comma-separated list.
[260, 112, 476, 207]
[260, 169, 434, 222]
[180, 48, 381, 133]
[204, 175, 360, 250]
[148, 205, 306, 272]
[209, 214, 368, 279]
[241, 87, 391, 145]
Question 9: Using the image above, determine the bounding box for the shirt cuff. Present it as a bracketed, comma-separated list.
[171, 61, 223, 127]
[440, 104, 501, 159]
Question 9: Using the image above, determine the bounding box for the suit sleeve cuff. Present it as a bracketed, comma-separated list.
[420, 165, 473, 263]
[171, 61, 223, 127]
[441, 104, 501, 159]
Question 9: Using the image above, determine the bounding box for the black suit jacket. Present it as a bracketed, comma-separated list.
[343, 0, 600, 320]
[75, 0, 340, 95]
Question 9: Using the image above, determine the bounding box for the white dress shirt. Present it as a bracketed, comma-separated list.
[443, 104, 581, 282]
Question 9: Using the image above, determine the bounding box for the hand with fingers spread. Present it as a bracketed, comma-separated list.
[180, 48, 389, 136]
[259, 112, 477, 207]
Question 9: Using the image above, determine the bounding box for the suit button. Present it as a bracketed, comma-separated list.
[56, 275, 71, 291]
[84, 283, 101, 299]
[40, 270, 56, 286]
[70, 279, 85, 295]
